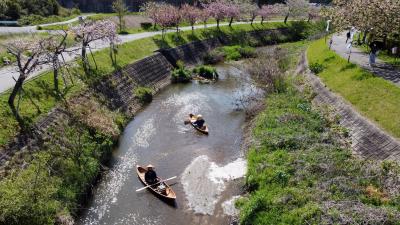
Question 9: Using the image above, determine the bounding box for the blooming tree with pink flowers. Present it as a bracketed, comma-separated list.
[5, 39, 48, 129]
[225, 2, 240, 27]
[181, 4, 201, 31]
[70, 20, 119, 75]
[198, 8, 211, 29]
[257, 5, 277, 25]
[284, 0, 309, 24]
[203, 0, 228, 29]
[156, 4, 182, 37]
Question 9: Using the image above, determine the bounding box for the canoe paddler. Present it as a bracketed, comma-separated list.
[145, 164, 159, 185]
[192, 114, 205, 128]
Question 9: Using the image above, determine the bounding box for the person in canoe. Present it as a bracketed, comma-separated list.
[145, 164, 159, 185]
[190, 114, 205, 128]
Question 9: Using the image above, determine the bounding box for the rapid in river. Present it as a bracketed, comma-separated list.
[78, 63, 260, 225]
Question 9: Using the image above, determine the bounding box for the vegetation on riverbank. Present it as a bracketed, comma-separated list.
[307, 38, 400, 138]
[238, 42, 400, 224]
[0, 94, 123, 225]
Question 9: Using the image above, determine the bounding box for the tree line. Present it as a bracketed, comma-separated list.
[0, 0, 59, 20]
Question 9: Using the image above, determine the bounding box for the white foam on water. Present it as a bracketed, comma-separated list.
[133, 117, 156, 148]
[181, 155, 247, 215]
[209, 158, 247, 185]
[82, 117, 157, 225]
[162, 92, 212, 134]
[114, 212, 161, 225]
[221, 195, 241, 216]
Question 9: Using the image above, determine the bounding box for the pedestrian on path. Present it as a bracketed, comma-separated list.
[346, 31, 351, 43]
[369, 41, 378, 66]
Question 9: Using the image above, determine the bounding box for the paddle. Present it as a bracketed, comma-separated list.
[136, 176, 177, 192]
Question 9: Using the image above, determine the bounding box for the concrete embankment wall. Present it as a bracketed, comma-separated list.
[0, 28, 289, 173]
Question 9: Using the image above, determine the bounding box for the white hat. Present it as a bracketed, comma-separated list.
[146, 164, 154, 168]
[197, 114, 203, 119]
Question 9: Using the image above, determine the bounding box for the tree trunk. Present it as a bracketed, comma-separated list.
[217, 19, 220, 29]
[261, 17, 264, 25]
[251, 18, 254, 26]
[8, 75, 26, 129]
[362, 31, 368, 44]
[81, 44, 89, 75]
[284, 13, 289, 24]
[229, 17, 233, 27]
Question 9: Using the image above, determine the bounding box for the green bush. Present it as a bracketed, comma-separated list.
[218, 45, 256, 61]
[193, 65, 218, 80]
[171, 61, 192, 83]
[309, 62, 325, 74]
[134, 86, 153, 103]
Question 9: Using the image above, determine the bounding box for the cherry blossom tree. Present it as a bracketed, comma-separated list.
[307, 5, 320, 22]
[156, 4, 182, 37]
[198, 8, 210, 29]
[141, 2, 164, 29]
[5, 39, 48, 129]
[258, 5, 282, 25]
[70, 20, 119, 76]
[225, 1, 240, 27]
[181, 4, 201, 31]
[41, 31, 70, 95]
[327, 0, 400, 47]
[237, 0, 259, 25]
[203, 0, 228, 29]
[284, 0, 309, 24]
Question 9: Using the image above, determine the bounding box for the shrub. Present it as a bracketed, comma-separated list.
[217, 45, 257, 61]
[204, 50, 225, 64]
[239, 46, 257, 58]
[309, 62, 325, 74]
[134, 86, 153, 103]
[140, 22, 153, 30]
[171, 61, 192, 83]
[193, 65, 218, 80]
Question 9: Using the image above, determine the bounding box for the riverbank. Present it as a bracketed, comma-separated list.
[237, 41, 400, 224]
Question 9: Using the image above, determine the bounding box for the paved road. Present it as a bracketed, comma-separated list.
[331, 32, 400, 86]
[0, 15, 91, 35]
[0, 21, 282, 93]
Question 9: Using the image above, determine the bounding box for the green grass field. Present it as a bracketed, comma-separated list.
[307, 38, 400, 138]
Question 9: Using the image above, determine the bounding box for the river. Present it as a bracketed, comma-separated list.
[78, 63, 259, 225]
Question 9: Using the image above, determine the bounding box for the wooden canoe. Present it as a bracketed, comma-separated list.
[189, 116, 209, 135]
[136, 166, 176, 201]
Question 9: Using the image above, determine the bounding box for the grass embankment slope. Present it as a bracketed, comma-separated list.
[238, 42, 400, 224]
[0, 22, 297, 147]
[307, 38, 400, 138]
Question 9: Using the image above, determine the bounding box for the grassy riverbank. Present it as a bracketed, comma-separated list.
[238, 42, 400, 224]
[307, 38, 400, 138]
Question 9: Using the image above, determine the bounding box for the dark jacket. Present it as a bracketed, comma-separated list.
[193, 119, 205, 128]
[145, 170, 158, 184]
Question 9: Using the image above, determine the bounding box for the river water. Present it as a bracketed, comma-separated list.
[78, 63, 258, 225]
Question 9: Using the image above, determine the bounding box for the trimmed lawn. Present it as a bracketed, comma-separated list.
[307, 38, 400, 138]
